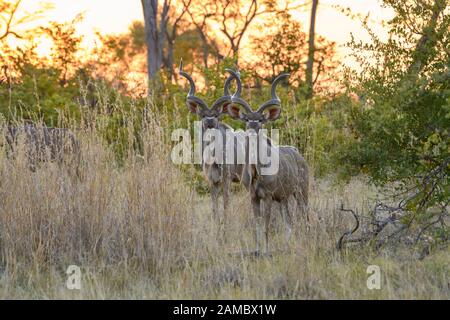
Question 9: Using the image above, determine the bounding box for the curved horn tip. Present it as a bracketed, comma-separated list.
[268, 72, 290, 102]
[179, 59, 183, 72]
[225, 68, 238, 77]
[277, 73, 290, 81]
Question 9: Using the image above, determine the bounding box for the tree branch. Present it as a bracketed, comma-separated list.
[0, 0, 22, 41]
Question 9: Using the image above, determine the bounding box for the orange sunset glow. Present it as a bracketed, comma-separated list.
[12, 0, 393, 66]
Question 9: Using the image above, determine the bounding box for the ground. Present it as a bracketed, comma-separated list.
[0, 149, 448, 299]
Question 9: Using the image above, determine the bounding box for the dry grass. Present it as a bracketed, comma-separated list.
[0, 118, 448, 300]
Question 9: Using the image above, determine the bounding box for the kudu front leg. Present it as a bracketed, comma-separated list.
[211, 182, 220, 222]
[264, 199, 272, 254]
[281, 200, 293, 248]
[251, 196, 264, 255]
[295, 190, 310, 229]
[222, 166, 230, 227]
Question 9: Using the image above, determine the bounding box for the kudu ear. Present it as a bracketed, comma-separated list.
[186, 101, 201, 114]
[221, 102, 231, 115]
[263, 106, 281, 121]
[227, 104, 243, 119]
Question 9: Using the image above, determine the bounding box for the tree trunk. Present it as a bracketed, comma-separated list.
[166, 38, 175, 79]
[141, 0, 163, 82]
[202, 40, 209, 68]
[232, 45, 239, 63]
[407, 0, 446, 76]
[305, 0, 318, 99]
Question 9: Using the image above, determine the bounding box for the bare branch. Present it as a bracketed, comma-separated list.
[337, 204, 360, 250]
[0, 0, 22, 41]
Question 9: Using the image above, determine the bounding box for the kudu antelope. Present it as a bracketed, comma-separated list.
[179, 62, 244, 224]
[226, 70, 309, 254]
[2, 123, 81, 176]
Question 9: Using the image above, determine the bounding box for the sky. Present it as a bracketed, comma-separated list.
[19, 0, 394, 66]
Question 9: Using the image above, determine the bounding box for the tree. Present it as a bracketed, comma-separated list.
[164, 0, 191, 79]
[214, 0, 258, 59]
[183, 0, 223, 67]
[0, 0, 22, 41]
[91, 20, 205, 95]
[305, 0, 319, 99]
[250, 11, 338, 93]
[141, 0, 190, 84]
[42, 15, 83, 86]
[92, 21, 148, 94]
[141, 0, 166, 83]
[0, 0, 53, 84]
[0, 0, 52, 41]
[184, 0, 305, 64]
[0, 10, 86, 123]
[340, 0, 449, 240]
[184, 0, 259, 63]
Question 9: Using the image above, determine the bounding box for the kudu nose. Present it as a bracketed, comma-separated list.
[247, 121, 260, 132]
[204, 117, 217, 129]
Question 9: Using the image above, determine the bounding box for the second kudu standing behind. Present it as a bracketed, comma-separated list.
[3, 123, 81, 176]
[226, 69, 309, 254]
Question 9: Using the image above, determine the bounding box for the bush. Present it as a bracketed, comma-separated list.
[338, 0, 449, 241]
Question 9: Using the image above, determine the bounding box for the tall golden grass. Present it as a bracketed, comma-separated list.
[0, 116, 192, 287]
[0, 105, 448, 299]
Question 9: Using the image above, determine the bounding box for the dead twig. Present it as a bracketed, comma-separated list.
[337, 204, 360, 250]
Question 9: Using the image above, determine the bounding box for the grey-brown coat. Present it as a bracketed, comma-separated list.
[3, 124, 81, 175]
[227, 70, 309, 253]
